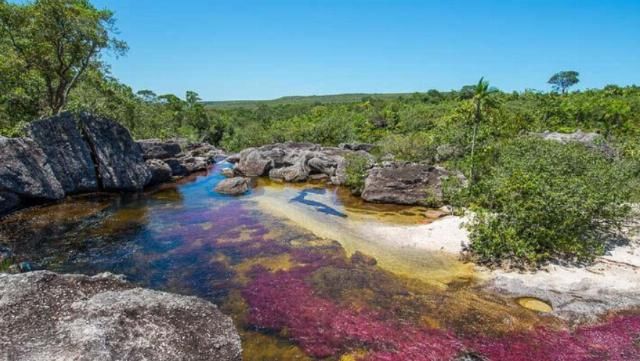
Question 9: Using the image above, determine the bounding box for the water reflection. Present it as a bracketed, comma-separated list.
[0, 163, 638, 360]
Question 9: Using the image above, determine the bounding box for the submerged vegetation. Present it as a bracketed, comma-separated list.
[2, 0, 640, 267]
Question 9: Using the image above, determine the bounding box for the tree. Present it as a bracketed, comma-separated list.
[469, 77, 498, 182]
[0, 0, 127, 115]
[548, 71, 580, 94]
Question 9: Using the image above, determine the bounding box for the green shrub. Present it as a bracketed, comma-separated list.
[467, 137, 632, 267]
[377, 132, 436, 162]
[344, 154, 371, 195]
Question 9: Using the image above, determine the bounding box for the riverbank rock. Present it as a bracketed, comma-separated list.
[138, 139, 182, 160]
[0, 137, 64, 202]
[146, 159, 173, 186]
[26, 113, 98, 194]
[235, 142, 371, 184]
[0, 271, 242, 361]
[361, 162, 451, 206]
[184, 143, 226, 163]
[215, 177, 250, 195]
[80, 115, 151, 191]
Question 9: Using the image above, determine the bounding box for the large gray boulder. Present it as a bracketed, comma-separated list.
[80, 115, 151, 191]
[137, 139, 182, 160]
[145, 159, 173, 186]
[0, 137, 64, 201]
[0, 271, 242, 361]
[215, 177, 250, 195]
[236, 147, 275, 177]
[26, 113, 98, 194]
[361, 162, 451, 206]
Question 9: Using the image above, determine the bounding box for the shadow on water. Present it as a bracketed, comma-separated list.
[289, 187, 347, 218]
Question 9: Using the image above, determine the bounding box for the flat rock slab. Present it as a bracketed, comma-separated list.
[0, 271, 242, 361]
[361, 162, 449, 206]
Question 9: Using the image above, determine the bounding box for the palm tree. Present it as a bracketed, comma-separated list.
[469, 77, 496, 182]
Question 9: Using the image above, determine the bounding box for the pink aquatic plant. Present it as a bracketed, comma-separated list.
[469, 314, 640, 361]
[243, 266, 640, 361]
[243, 270, 462, 360]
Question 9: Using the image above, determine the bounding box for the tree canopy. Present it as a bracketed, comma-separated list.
[548, 70, 580, 94]
[0, 0, 127, 116]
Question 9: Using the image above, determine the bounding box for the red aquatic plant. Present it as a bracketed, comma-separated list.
[468, 314, 640, 361]
[243, 270, 462, 360]
[243, 265, 640, 361]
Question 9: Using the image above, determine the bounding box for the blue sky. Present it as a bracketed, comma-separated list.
[92, 0, 640, 101]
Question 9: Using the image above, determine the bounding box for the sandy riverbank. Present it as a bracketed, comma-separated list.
[357, 215, 640, 320]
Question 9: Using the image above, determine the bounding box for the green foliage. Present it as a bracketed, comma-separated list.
[466, 138, 632, 267]
[0, 0, 127, 115]
[548, 70, 580, 94]
[344, 154, 370, 195]
[377, 132, 435, 162]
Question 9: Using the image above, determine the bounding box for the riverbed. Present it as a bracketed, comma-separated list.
[1, 163, 639, 360]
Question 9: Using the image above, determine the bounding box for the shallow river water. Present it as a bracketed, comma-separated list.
[1, 163, 639, 361]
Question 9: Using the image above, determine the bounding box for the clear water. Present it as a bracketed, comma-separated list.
[1, 163, 638, 361]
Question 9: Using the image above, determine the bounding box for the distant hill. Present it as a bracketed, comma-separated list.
[203, 92, 414, 109]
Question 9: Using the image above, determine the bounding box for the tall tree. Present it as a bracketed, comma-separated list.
[0, 0, 127, 115]
[469, 77, 498, 182]
[548, 71, 580, 94]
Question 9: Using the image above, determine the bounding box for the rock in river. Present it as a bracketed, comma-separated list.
[80, 114, 152, 191]
[137, 139, 183, 160]
[0, 271, 242, 361]
[26, 113, 98, 194]
[146, 159, 173, 186]
[215, 177, 250, 196]
[361, 162, 453, 206]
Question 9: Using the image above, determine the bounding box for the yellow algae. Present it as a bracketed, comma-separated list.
[340, 350, 368, 361]
[241, 331, 312, 361]
[220, 290, 249, 328]
[200, 222, 214, 230]
[0, 196, 112, 228]
[517, 297, 553, 313]
[233, 253, 293, 285]
[217, 225, 260, 244]
[90, 206, 148, 235]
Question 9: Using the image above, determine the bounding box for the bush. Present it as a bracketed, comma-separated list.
[467, 137, 632, 267]
[377, 132, 436, 162]
[344, 154, 371, 195]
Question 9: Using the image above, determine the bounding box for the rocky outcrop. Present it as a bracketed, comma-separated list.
[80, 115, 152, 191]
[0, 271, 242, 361]
[361, 162, 453, 206]
[0, 137, 64, 202]
[146, 159, 173, 186]
[533, 130, 615, 156]
[138, 139, 182, 160]
[339, 143, 375, 152]
[235, 142, 372, 184]
[0, 113, 225, 217]
[215, 177, 250, 195]
[26, 114, 98, 194]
